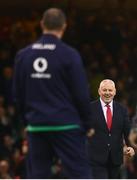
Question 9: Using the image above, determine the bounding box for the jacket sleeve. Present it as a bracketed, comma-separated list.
[12, 52, 26, 125]
[123, 107, 131, 146]
[67, 49, 92, 130]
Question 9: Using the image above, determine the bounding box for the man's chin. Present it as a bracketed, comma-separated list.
[104, 99, 111, 103]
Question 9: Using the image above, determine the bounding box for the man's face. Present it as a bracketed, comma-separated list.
[98, 82, 116, 104]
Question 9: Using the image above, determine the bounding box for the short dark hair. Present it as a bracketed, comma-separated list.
[42, 8, 66, 30]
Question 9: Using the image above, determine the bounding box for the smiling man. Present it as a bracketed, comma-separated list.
[87, 79, 135, 179]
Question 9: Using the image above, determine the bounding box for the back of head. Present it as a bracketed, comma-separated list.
[41, 8, 66, 31]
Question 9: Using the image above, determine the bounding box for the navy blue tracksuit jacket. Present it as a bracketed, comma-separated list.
[13, 34, 92, 130]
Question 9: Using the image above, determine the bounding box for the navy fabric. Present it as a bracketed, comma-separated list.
[88, 99, 130, 166]
[13, 34, 92, 130]
[27, 130, 92, 178]
[87, 99, 130, 178]
[12, 34, 93, 178]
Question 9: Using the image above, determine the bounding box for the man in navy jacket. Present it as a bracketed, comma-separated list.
[87, 79, 134, 178]
[13, 8, 93, 178]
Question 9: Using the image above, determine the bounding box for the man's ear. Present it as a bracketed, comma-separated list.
[60, 23, 66, 34]
[114, 88, 116, 96]
[40, 20, 44, 30]
[63, 23, 67, 31]
[59, 23, 67, 38]
[98, 88, 100, 96]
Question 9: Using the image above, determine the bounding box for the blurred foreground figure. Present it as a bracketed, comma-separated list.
[87, 79, 135, 178]
[13, 8, 93, 178]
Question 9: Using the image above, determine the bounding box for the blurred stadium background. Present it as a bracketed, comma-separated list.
[0, 0, 137, 178]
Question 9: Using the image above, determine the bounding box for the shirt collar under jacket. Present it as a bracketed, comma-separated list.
[100, 97, 113, 109]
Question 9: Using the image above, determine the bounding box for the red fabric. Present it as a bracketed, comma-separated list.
[106, 104, 112, 130]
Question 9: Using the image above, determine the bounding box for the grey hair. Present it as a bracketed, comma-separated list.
[99, 79, 115, 89]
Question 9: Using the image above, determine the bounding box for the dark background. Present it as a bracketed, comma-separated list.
[0, 0, 137, 178]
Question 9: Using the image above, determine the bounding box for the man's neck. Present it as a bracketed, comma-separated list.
[43, 30, 62, 39]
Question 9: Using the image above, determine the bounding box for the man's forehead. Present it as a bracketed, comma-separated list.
[100, 82, 115, 89]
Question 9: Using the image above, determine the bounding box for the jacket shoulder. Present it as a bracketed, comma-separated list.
[114, 101, 127, 110]
[17, 44, 32, 56]
[61, 42, 80, 57]
[90, 100, 100, 108]
[14, 44, 33, 64]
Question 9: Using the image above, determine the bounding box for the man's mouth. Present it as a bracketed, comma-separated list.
[104, 96, 111, 98]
